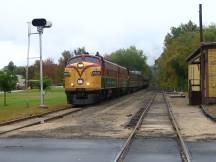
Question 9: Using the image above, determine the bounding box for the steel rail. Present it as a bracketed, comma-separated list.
[163, 92, 191, 162]
[113, 93, 156, 162]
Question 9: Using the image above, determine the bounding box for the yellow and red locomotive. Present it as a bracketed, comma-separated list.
[64, 54, 148, 105]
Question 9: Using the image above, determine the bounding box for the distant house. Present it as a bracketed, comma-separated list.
[16, 75, 25, 89]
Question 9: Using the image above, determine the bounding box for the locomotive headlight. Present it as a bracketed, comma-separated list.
[77, 62, 84, 68]
[77, 78, 84, 85]
[71, 83, 74, 87]
[86, 82, 90, 86]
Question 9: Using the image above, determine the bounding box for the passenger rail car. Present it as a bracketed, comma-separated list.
[64, 54, 148, 105]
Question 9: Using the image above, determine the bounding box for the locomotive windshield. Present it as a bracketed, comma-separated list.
[68, 57, 82, 64]
[68, 56, 100, 64]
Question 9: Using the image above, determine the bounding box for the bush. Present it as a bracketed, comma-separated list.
[29, 77, 51, 90]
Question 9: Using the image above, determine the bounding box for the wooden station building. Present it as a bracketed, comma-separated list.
[187, 42, 216, 105]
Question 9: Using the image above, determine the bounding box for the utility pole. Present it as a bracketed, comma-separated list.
[26, 22, 31, 89]
[199, 4, 203, 42]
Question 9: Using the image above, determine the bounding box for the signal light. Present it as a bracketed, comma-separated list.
[32, 18, 52, 28]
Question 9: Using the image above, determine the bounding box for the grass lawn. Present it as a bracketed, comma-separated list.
[0, 87, 69, 122]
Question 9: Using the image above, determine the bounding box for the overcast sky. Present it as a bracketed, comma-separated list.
[0, 0, 214, 68]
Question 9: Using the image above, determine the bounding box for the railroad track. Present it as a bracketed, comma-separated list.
[0, 107, 81, 135]
[114, 92, 191, 162]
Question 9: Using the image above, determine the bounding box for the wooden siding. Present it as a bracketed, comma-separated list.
[208, 49, 216, 97]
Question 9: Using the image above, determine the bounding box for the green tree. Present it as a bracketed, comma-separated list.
[74, 47, 87, 55]
[109, 46, 150, 75]
[169, 20, 198, 39]
[155, 21, 216, 90]
[156, 21, 199, 90]
[4, 61, 16, 73]
[30, 77, 51, 90]
[0, 70, 17, 106]
[58, 50, 73, 67]
[58, 50, 74, 85]
[15, 66, 26, 76]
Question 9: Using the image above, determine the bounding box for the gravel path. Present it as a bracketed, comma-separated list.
[137, 93, 175, 138]
[2, 91, 215, 141]
[2, 90, 152, 139]
[168, 95, 216, 141]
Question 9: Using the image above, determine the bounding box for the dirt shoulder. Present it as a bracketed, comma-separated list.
[2, 90, 152, 139]
[207, 105, 216, 116]
[168, 95, 216, 141]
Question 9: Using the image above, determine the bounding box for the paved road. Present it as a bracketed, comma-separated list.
[0, 138, 216, 162]
[0, 138, 124, 162]
[187, 140, 216, 162]
[125, 138, 181, 162]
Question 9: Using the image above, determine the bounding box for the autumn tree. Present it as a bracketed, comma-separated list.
[43, 58, 59, 85]
[30, 60, 40, 79]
